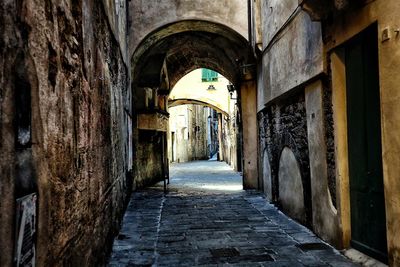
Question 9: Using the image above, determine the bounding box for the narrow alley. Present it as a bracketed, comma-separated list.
[108, 160, 358, 266]
[2, 1, 400, 266]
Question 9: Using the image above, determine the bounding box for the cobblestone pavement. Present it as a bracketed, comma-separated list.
[108, 160, 359, 266]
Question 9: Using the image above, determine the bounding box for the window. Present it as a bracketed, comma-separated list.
[201, 69, 218, 82]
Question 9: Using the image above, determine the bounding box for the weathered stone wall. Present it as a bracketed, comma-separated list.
[254, 0, 342, 247]
[0, 0, 130, 266]
[258, 91, 312, 225]
[134, 130, 164, 189]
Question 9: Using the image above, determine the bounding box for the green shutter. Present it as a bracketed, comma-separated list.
[201, 68, 208, 81]
[201, 69, 218, 82]
[210, 70, 218, 81]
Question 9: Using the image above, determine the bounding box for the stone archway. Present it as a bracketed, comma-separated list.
[130, 19, 258, 189]
[131, 20, 253, 90]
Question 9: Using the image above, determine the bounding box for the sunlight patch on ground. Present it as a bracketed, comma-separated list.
[168, 160, 243, 193]
[200, 184, 243, 191]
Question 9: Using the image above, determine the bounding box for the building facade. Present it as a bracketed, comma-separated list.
[251, 0, 400, 265]
[168, 104, 210, 163]
[168, 69, 239, 169]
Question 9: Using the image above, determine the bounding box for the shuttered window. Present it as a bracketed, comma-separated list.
[201, 69, 218, 82]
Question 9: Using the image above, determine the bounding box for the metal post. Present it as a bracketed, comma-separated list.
[161, 133, 168, 194]
[166, 158, 170, 184]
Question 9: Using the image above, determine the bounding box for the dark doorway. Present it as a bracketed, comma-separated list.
[345, 23, 388, 263]
[171, 132, 175, 162]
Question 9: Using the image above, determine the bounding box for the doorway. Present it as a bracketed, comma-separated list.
[171, 131, 175, 162]
[345, 24, 387, 262]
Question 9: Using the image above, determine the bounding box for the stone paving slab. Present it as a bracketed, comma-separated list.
[108, 160, 359, 267]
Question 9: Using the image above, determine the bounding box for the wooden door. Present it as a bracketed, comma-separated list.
[345, 24, 388, 263]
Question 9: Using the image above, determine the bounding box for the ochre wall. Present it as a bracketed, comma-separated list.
[325, 1, 400, 264]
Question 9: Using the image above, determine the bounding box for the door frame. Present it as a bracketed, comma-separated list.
[330, 23, 388, 261]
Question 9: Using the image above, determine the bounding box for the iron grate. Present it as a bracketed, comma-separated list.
[296, 242, 331, 251]
[210, 247, 240, 258]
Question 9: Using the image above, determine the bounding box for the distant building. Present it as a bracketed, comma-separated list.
[168, 69, 240, 170]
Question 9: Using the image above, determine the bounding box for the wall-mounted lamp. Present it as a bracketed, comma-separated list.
[239, 63, 255, 75]
[207, 84, 216, 90]
[227, 84, 237, 100]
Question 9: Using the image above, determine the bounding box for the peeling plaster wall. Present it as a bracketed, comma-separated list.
[0, 0, 130, 266]
[259, 10, 323, 107]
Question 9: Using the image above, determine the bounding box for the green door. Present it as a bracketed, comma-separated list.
[345, 24, 388, 263]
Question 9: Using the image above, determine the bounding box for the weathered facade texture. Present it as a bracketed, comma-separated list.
[134, 130, 164, 189]
[258, 92, 311, 226]
[2, 0, 400, 266]
[1, 1, 259, 264]
[0, 0, 131, 265]
[252, 0, 400, 265]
